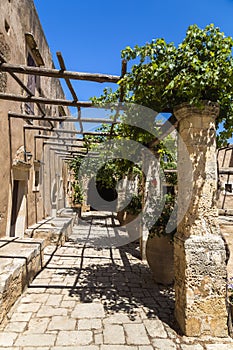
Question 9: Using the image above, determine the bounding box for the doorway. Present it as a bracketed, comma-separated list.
[10, 180, 26, 237]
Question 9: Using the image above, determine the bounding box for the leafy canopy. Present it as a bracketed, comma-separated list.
[92, 24, 233, 145]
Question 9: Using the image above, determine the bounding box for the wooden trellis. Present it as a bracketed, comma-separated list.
[0, 51, 177, 158]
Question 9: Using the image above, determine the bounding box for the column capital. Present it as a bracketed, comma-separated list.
[174, 100, 220, 122]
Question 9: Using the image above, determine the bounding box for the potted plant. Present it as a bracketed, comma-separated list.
[145, 193, 177, 284]
[72, 182, 84, 216]
[227, 278, 233, 336]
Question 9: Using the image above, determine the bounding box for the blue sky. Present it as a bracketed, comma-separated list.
[33, 0, 233, 139]
[34, 0, 233, 101]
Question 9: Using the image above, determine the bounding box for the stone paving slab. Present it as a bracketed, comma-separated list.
[0, 211, 233, 349]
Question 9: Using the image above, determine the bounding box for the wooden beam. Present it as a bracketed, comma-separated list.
[56, 51, 83, 133]
[147, 114, 178, 149]
[52, 148, 86, 153]
[0, 93, 92, 108]
[43, 142, 85, 148]
[0, 62, 120, 83]
[35, 135, 83, 141]
[109, 59, 127, 137]
[8, 112, 120, 124]
[219, 168, 233, 174]
[0, 53, 46, 117]
[24, 125, 112, 135]
[119, 59, 127, 102]
[56, 52, 78, 101]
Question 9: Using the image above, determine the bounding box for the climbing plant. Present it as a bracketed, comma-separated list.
[92, 24, 233, 146]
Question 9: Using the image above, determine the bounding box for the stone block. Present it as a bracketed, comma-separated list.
[56, 330, 93, 346]
[15, 333, 56, 347]
[103, 324, 125, 344]
[174, 235, 228, 337]
[143, 319, 167, 338]
[71, 303, 105, 319]
[124, 323, 150, 345]
[0, 237, 45, 324]
[25, 217, 73, 247]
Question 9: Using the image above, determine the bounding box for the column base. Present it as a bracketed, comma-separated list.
[174, 234, 228, 337]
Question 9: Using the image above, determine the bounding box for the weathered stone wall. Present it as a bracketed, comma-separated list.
[0, 0, 71, 237]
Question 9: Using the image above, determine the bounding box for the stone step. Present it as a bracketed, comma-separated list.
[0, 237, 45, 324]
[25, 216, 73, 247]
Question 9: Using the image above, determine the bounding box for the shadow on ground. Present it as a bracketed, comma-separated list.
[57, 240, 179, 333]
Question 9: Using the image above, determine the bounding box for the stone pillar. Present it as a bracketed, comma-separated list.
[141, 149, 161, 260]
[174, 101, 228, 337]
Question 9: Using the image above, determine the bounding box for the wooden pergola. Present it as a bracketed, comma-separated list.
[0, 51, 177, 158]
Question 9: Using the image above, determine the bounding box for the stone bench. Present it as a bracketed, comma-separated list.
[25, 216, 73, 247]
[0, 237, 45, 324]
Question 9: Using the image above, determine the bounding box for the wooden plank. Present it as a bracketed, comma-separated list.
[56, 51, 83, 133]
[147, 114, 178, 148]
[35, 135, 84, 141]
[0, 93, 92, 107]
[8, 112, 119, 124]
[24, 125, 112, 135]
[0, 62, 120, 83]
[219, 168, 233, 174]
[0, 53, 45, 116]
[56, 52, 78, 101]
[43, 142, 85, 148]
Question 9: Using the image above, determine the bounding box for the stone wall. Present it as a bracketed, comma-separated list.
[0, 0, 72, 237]
[218, 147, 233, 212]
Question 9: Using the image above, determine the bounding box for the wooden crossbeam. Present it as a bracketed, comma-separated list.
[0, 53, 45, 117]
[0, 93, 92, 108]
[0, 62, 120, 83]
[34, 135, 84, 141]
[52, 148, 86, 153]
[109, 59, 127, 137]
[147, 114, 178, 149]
[56, 52, 78, 101]
[43, 142, 85, 148]
[24, 125, 112, 136]
[56, 51, 83, 133]
[8, 112, 120, 124]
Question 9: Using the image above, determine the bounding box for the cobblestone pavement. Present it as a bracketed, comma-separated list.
[0, 211, 233, 349]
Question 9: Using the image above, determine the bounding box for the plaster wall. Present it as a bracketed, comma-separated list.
[0, 0, 72, 237]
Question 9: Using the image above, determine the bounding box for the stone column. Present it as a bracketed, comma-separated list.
[174, 101, 228, 337]
[141, 149, 161, 260]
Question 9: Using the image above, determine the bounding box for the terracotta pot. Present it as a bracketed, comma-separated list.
[72, 204, 82, 217]
[116, 211, 140, 241]
[227, 300, 233, 337]
[146, 234, 174, 284]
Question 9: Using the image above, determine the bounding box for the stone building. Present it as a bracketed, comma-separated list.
[218, 145, 233, 213]
[0, 0, 73, 238]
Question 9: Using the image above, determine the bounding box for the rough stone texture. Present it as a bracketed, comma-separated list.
[78, 318, 102, 330]
[0, 213, 233, 349]
[181, 345, 204, 350]
[71, 303, 105, 319]
[174, 102, 228, 337]
[152, 338, 177, 350]
[103, 324, 125, 344]
[56, 330, 93, 346]
[48, 316, 76, 331]
[15, 333, 56, 347]
[0, 237, 45, 324]
[25, 217, 73, 247]
[0, 332, 18, 347]
[143, 319, 167, 338]
[124, 324, 150, 345]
